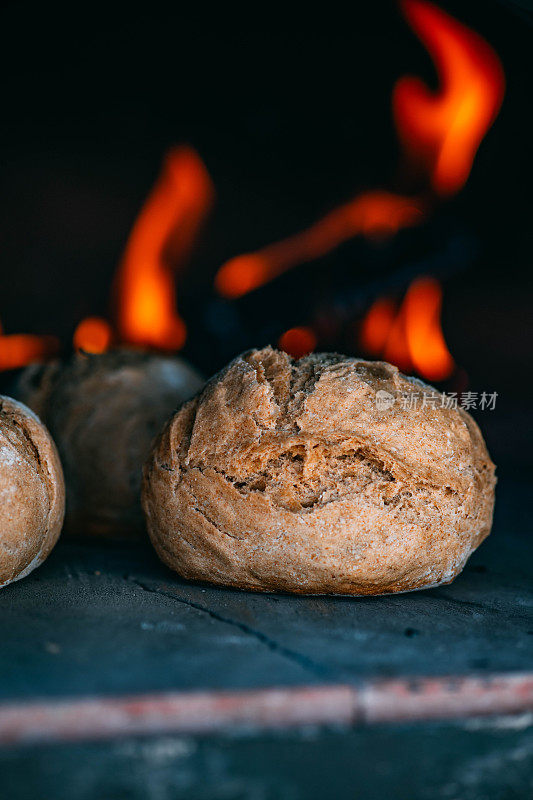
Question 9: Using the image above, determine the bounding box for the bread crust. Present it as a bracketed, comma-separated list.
[0, 396, 65, 587]
[142, 347, 496, 595]
[17, 349, 203, 537]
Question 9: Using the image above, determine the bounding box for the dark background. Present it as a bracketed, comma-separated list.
[0, 0, 531, 469]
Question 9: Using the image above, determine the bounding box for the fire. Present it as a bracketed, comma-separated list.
[0, 319, 59, 372]
[394, 0, 505, 196]
[402, 276, 454, 380]
[278, 326, 317, 360]
[215, 3, 505, 300]
[114, 146, 214, 350]
[2, 3, 504, 376]
[382, 298, 413, 375]
[359, 297, 397, 355]
[215, 0, 503, 380]
[361, 277, 454, 382]
[215, 192, 424, 299]
[73, 317, 113, 354]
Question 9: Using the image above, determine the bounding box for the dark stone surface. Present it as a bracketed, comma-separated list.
[1, 718, 532, 800]
[1, 471, 532, 797]
[0, 472, 532, 702]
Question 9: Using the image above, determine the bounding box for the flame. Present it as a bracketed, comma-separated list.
[278, 326, 317, 359]
[7, 1, 503, 369]
[360, 277, 454, 381]
[215, 192, 425, 299]
[402, 276, 454, 380]
[394, 0, 505, 196]
[73, 317, 113, 354]
[115, 146, 214, 350]
[382, 302, 413, 375]
[359, 297, 397, 354]
[0, 319, 59, 371]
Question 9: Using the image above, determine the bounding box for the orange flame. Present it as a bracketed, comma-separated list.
[359, 297, 397, 355]
[215, 192, 425, 299]
[360, 277, 454, 381]
[394, 0, 505, 196]
[115, 146, 214, 350]
[9, 2, 502, 370]
[278, 326, 317, 359]
[73, 317, 113, 354]
[402, 276, 454, 380]
[0, 319, 59, 371]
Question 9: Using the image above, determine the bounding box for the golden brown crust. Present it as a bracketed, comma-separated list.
[17, 349, 203, 538]
[0, 396, 65, 587]
[142, 347, 496, 595]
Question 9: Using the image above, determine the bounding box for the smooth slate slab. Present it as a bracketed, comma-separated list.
[0, 473, 532, 702]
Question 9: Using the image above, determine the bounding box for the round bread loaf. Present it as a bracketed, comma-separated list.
[18, 349, 203, 537]
[0, 396, 65, 587]
[142, 346, 496, 595]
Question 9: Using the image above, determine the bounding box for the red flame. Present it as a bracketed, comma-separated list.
[278, 326, 317, 360]
[73, 317, 113, 354]
[394, 0, 505, 196]
[114, 146, 214, 350]
[0, 319, 59, 372]
[215, 192, 424, 299]
[361, 277, 454, 382]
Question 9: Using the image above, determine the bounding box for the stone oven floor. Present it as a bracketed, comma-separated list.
[1, 469, 532, 799]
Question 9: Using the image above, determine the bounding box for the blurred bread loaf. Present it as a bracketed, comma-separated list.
[18, 349, 203, 537]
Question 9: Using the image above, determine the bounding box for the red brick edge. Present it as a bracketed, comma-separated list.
[1, 673, 532, 747]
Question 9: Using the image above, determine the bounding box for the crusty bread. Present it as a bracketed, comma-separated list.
[18, 349, 203, 537]
[0, 396, 65, 587]
[142, 347, 496, 595]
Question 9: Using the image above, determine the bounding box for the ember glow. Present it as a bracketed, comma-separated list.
[361, 277, 454, 382]
[215, 192, 425, 299]
[0, 319, 59, 372]
[278, 327, 317, 360]
[394, 0, 505, 196]
[114, 146, 214, 351]
[73, 317, 113, 354]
